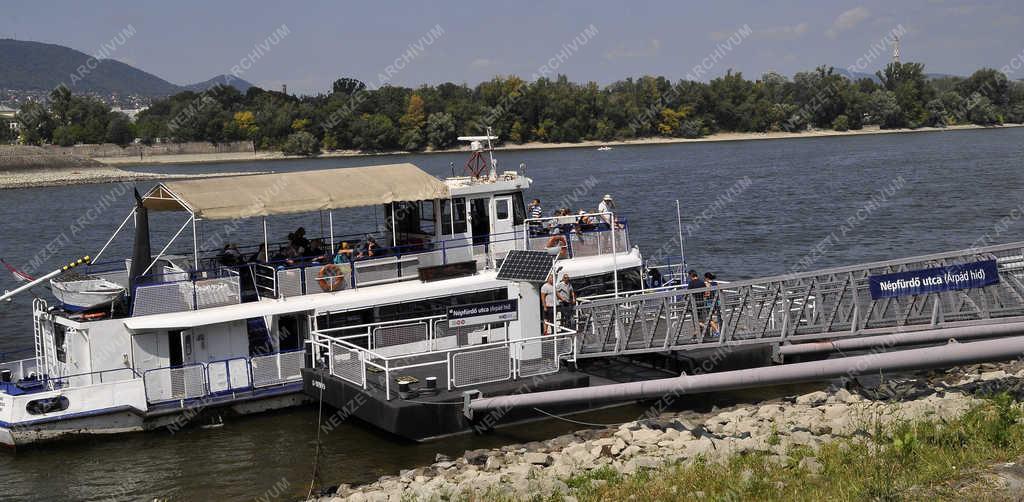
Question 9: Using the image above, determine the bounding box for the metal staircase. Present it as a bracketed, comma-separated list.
[574, 241, 1024, 359]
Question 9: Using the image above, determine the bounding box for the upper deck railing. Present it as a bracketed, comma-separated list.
[124, 217, 630, 318]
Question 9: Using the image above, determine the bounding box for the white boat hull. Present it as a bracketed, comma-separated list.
[0, 386, 308, 447]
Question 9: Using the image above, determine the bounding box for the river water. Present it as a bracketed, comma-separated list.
[0, 128, 1022, 500]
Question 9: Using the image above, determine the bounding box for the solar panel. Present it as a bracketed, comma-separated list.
[496, 250, 554, 283]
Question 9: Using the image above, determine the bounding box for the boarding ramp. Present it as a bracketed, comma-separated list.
[574, 241, 1024, 358]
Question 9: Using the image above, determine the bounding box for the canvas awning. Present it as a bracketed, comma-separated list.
[141, 163, 449, 220]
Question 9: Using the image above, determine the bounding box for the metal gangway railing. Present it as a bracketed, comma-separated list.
[574, 241, 1024, 359]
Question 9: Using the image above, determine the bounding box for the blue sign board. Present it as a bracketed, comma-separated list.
[868, 259, 999, 300]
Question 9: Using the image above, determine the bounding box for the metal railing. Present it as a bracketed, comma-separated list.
[140, 350, 305, 405]
[574, 241, 1024, 358]
[524, 213, 630, 260]
[311, 315, 575, 400]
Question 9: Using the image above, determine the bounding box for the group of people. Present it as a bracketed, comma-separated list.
[215, 226, 384, 269]
[526, 194, 620, 238]
[540, 273, 576, 335]
[687, 269, 721, 337]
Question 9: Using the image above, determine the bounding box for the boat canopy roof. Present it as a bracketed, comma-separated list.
[141, 163, 449, 220]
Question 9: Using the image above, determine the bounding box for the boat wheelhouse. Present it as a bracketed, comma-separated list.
[0, 155, 641, 446]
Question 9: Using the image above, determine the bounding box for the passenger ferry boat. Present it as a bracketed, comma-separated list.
[0, 137, 644, 446]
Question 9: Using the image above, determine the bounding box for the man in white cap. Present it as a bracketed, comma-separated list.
[597, 194, 615, 228]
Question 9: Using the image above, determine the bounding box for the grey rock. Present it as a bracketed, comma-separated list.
[523, 452, 553, 466]
[463, 449, 490, 466]
[798, 456, 823, 474]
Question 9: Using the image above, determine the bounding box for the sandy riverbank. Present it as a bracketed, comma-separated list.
[0, 166, 265, 189]
[93, 123, 1024, 168]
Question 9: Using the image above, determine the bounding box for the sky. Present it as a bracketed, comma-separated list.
[2, 0, 1022, 94]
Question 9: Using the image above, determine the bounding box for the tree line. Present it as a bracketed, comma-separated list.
[7, 62, 1024, 153]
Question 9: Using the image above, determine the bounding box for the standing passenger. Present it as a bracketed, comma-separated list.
[597, 194, 615, 229]
[528, 198, 544, 236]
[540, 274, 556, 335]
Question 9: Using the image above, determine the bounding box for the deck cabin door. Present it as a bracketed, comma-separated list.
[440, 197, 472, 263]
[490, 195, 515, 260]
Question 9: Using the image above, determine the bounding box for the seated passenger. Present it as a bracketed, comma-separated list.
[290, 227, 311, 255]
[218, 243, 242, 266]
[356, 235, 378, 259]
[247, 243, 267, 264]
[333, 242, 354, 264]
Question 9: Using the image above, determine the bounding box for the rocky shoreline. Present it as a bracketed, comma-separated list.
[314, 361, 1024, 502]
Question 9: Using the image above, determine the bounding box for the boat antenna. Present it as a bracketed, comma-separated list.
[676, 199, 686, 279]
[486, 126, 496, 180]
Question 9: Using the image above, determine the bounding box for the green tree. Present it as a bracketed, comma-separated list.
[52, 125, 76, 146]
[49, 85, 73, 127]
[425, 112, 456, 149]
[832, 114, 850, 131]
[876, 62, 933, 127]
[106, 113, 134, 146]
[352, 113, 397, 151]
[867, 90, 902, 129]
[966, 95, 1001, 125]
[957, 69, 1010, 108]
[332, 77, 367, 96]
[16, 101, 53, 145]
[281, 131, 320, 156]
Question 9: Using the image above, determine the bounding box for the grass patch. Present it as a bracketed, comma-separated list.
[567, 393, 1024, 501]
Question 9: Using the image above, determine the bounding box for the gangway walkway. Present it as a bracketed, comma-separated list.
[573, 241, 1024, 359]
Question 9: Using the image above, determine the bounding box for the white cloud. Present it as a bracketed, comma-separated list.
[470, 58, 493, 69]
[603, 39, 660, 61]
[826, 7, 871, 38]
[756, 22, 810, 41]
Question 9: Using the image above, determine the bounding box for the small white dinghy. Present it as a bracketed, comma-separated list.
[50, 278, 126, 311]
[597, 146, 613, 151]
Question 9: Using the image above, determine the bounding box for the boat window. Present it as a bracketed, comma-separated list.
[496, 199, 510, 221]
[570, 267, 644, 298]
[388, 202, 422, 234]
[420, 200, 436, 233]
[54, 325, 67, 363]
[26, 396, 70, 415]
[512, 192, 526, 225]
[440, 198, 467, 235]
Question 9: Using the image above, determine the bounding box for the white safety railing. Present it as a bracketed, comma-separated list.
[0, 357, 38, 382]
[252, 350, 305, 388]
[143, 364, 208, 403]
[139, 350, 306, 405]
[310, 315, 577, 400]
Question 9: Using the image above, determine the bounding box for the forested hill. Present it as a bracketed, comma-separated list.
[0, 39, 252, 96]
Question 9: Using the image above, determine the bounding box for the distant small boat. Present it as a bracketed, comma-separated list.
[597, 146, 613, 151]
[50, 278, 125, 311]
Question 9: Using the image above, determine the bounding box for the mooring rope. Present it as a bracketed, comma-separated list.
[531, 407, 626, 428]
[307, 384, 324, 500]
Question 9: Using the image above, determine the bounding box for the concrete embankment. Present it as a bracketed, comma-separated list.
[313, 361, 1024, 501]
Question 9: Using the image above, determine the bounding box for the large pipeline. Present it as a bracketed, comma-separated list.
[468, 334, 1024, 414]
[779, 321, 1024, 357]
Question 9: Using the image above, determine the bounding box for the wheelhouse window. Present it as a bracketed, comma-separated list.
[512, 192, 526, 225]
[441, 198, 467, 234]
[496, 198, 510, 221]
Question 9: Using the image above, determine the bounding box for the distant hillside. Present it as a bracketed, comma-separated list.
[182, 74, 253, 93]
[0, 39, 254, 97]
